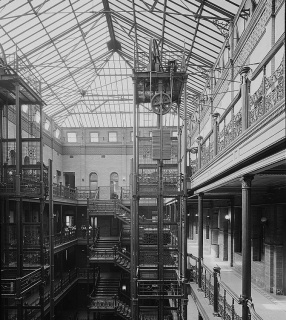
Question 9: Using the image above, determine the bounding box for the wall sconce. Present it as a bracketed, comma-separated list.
[225, 214, 230, 221]
[260, 217, 268, 224]
[189, 147, 198, 154]
[122, 284, 126, 291]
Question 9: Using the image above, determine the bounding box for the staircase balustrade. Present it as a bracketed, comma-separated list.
[89, 246, 131, 272]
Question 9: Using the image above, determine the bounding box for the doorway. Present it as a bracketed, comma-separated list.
[64, 172, 75, 188]
[110, 172, 119, 199]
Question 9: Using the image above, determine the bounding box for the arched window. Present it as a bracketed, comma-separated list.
[24, 156, 30, 165]
[89, 172, 98, 191]
[110, 172, 119, 199]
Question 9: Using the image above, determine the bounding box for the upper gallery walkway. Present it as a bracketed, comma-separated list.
[187, 241, 286, 320]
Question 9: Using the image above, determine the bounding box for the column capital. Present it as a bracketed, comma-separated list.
[239, 66, 252, 85]
[239, 66, 251, 76]
[212, 112, 220, 120]
[240, 175, 254, 188]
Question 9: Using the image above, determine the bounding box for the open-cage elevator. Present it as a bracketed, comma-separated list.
[130, 39, 189, 320]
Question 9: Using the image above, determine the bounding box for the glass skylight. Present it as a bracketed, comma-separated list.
[0, 0, 241, 128]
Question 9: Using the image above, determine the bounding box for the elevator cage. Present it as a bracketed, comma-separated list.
[131, 64, 188, 320]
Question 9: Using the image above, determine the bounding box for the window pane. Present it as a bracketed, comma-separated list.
[67, 132, 77, 142]
[90, 132, 99, 142]
[172, 131, 178, 138]
[109, 132, 117, 142]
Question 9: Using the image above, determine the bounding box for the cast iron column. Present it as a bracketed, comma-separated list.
[131, 77, 138, 319]
[197, 192, 204, 289]
[49, 159, 55, 320]
[240, 175, 254, 320]
[15, 80, 23, 319]
[182, 76, 188, 319]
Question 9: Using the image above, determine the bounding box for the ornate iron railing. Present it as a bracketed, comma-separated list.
[188, 254, 264, 320]
[249, 56, 284, 125]
[0, 165, 48, 197]
[137, 279, 182, 298]
[201, 131, 214, 168]
[194, 52, 284, 172]
[76, 186, 99, 199]
[44, 229, 77, 248]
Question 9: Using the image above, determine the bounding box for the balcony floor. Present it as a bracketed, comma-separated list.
[187, 241, 286, 320]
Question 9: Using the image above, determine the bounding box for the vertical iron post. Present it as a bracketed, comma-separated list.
[15, 80, 23, 319]
[39, 102, 45, 319]
[197, 192, 204, 289]
[182, 76, 188, 319]
[131, 77, 138, 319]
[49, 159, 55, 320]
[240, 175, 254, 320]
[213, 266, 221, 316]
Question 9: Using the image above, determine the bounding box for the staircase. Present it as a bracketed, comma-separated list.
[115, 202, 131, 224]
[114, 250, 131, 272]
[95, 278, 120, 297]
[115, 300, 131, 319]
[95, 238, 119, 249]
[89, 238, 119, 262]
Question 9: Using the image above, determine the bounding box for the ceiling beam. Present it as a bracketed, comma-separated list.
[193, 0, 235, 19]
[185, 1, 205, 67]
[102, 0, 121, 51]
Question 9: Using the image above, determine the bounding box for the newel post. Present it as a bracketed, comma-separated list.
[213, 266, 221, 316]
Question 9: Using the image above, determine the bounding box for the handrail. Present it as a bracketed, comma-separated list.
[21, 268, 97, 319]
[20, 268, 42, 294]
[188, 253, 264, 320]
[192, 40, 284, 172]
[218, 278, 241, 303]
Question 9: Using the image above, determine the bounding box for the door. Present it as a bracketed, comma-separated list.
[64, 172, 75, 188]
[110, 172, 119, 199]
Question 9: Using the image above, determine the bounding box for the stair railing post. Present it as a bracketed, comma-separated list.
[213, 266, 221, 316]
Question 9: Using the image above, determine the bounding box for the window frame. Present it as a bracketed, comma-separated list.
[108, 131, 118, 142]
[67, 132, 77, 143]
[90, 132, 99, 142]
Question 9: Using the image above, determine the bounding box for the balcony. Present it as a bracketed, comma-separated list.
[52, 183, 131, 203]
[190, 51, 285, 191]
[0, 164, 48, 198]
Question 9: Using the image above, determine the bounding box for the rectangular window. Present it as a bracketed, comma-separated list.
[108, 132, 117, 142]
[130, 131, 133, 142]
[90, 132, 99, 142]
[172, 131, 178, 138]
[67, 132, 77, 142]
